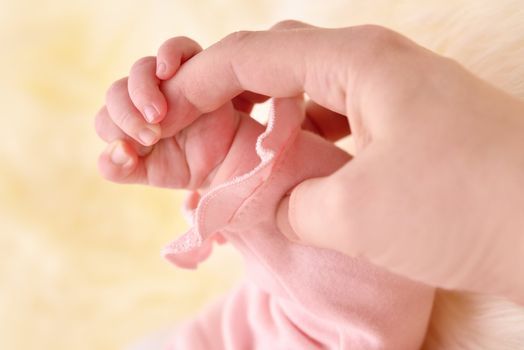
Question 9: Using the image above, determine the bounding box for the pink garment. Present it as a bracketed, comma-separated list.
[162, 98, 435, 349]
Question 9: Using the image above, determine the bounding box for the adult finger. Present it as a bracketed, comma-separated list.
[230, 21, 317, 114]
[231, 92, 350, 141]
[303, 100, 350, 141]
[276, 144, 384, 255]
[237, 19, 349, 140]
[160, 24, 410, 135]
[230, 92, 351, 142]
[232, 90, 270, 114]
[277, 137, 524, 304]
[106, 77, 162, 146]
[275, 144, 442, 285]
[128, 57, 167, 123]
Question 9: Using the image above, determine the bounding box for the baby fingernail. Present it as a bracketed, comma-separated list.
[156, 62, 166, 76]
[143, 105, 158, 123]
[138, 125, 160, 145]
[110, 142, 131, 166]
[136, 145, 154, 157]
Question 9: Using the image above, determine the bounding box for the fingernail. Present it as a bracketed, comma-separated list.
[110, 142, 132, 166]
[138, 125, 160, 146]
[136, 145, 154, 157]
[143, 105, 158, 123]
[156, 62, 166, 77]
[276, 195, 300, 242]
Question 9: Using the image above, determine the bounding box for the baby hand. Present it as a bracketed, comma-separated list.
[95, 37, 240, 190]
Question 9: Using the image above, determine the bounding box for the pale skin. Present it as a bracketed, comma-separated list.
[95, 21, 524, 305]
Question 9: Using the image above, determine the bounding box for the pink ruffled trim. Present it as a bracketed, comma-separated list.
[161, 98, 304, 269]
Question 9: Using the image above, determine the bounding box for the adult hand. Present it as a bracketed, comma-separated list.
[156, 21, 524, 304]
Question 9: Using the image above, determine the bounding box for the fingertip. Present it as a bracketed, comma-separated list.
[141, 92, 167, 124]
[143, 104, 160, 123]
[155, 58, 183, 81]
[137, 123, 162, 146]
[127, 56, 168, 123]
[156, 51, 180, 80]
[135, 144, 154, 157]
[156, 36, 203, 80]
[156, 61, 170, 80]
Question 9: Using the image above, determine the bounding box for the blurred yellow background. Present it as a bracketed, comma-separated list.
[1, 0, 523, 349]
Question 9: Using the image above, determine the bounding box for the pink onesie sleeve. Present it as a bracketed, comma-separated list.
[162, 97, 435, 349]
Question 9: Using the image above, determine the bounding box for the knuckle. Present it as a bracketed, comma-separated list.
[159, 37, 182, 56]
[355, 24, 413, 58]
[220, 30, 255, 48]
[180, 36, 203, 52]
[106, 77, 127, 102]
[161, 36, 180, 48]
[130, 56, 155, 73]
[344, 25, 427, 102]
[271, 19, 305, 30]
[128, 85, 149, 103]
[159, 37, 202, 61]
[173, 35, 198, 47]
[162, 36, 187, 48]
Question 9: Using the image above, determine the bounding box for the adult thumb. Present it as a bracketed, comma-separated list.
[276, 151, 382, 257]
[276, 147, 523, 305]
[275, 147, 432, 285]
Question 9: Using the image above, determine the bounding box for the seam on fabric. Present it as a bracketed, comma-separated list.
[230, 127, 300, 224]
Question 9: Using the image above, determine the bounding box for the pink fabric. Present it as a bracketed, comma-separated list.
[162, 98, 435, 349]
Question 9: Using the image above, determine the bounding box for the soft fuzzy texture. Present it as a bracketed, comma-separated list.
[2, 0, 523, 349]
[424, 291, 524, 349]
